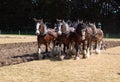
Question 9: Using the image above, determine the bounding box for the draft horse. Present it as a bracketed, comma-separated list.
[74, 21, 91, 59]
[77, 22, 104, 59]
[33, 18, 57, 59]
[55, 19, 75, 60]
[88, 23, 104, 54]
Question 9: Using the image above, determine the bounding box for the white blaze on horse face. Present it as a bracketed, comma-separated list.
[36, 22, 40, 35]
[81, 29, 86, 40]
[58, 23, 62, 35]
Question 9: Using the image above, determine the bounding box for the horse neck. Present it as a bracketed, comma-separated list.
[62, 22, 69, 33]
[92, 25, 97, 35]
[96, 29, 103, 35]
[93, 25, 97, 30]
[86, 27, 93, 34]
[40, 23, 48, 35]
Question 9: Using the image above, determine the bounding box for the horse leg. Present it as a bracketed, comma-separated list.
[89, 41, 93, 55]
[75, 43, 80, 60]
[96, 41, 102, 54]
[86, 40, 90, 58]
[95, 41, 100, 54]
[37, 44, 42, 60]
[59, 43, 67, 60]
[63, 44, 66, 54]
[56, 42, 64, 60]
[45, 43, 49, 58]
[65, 43, 71, 59]
[82, 41, 87, 58]
[99, 41, 102, 51]
[68, 42, 74, 58]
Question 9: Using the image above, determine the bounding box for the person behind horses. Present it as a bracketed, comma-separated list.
[97, 22, 102, 29]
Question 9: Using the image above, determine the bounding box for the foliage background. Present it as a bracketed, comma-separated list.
[0, 0, 120, 34]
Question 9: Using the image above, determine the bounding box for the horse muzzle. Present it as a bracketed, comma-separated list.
[82, 36, 85, 40]
[36, 30, 40, 35]
[58, 31, 62, 35]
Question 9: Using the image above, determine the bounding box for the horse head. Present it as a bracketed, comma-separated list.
[88, 22, 97, 36]
[55, 19, 70, 35]
[56, 19, 63, 35]
[76, 22, 87, 40]
[33, 18, 48, 36]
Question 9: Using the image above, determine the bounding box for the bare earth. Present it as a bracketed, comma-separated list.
[0, 35, 120, 82]
[0, 35, 36, 44]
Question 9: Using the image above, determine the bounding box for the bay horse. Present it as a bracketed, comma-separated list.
[74, 21, 91, 59]
[33, 18, 57, 59]
[55, 19, 75, 60]
[88, 23, 104, 54]
[73, 20, 105, 59]
[77, 22, 104, 59]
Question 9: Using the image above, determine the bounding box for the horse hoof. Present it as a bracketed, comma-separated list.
[75, 57, 80, 60]
[95, 49, 101, 54]
[86, 54, 90, 58]
[38, 54, 46, 60]
[82, 56, 87, 59]
[60, 55, 65, 60]
[95, 51, 100, 54]
[90, 52, 93, 55]
[38, 54, 42, 60]
[38, 57, 42, 60]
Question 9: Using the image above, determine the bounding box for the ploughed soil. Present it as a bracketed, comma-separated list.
[0, 40, 120, 67]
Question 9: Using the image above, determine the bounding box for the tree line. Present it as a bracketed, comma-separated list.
[0, 0, 120, 33]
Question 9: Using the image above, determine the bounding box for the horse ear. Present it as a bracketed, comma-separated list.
[62, 19, 65, 22]
[56, 19, 59, 21]
[88, 22, 92, 25]
[40, 18, 44, 23]
[41, 18, 43, 21]
[33, 18, 37, 22]
[33, 18, 41, 22]
[80, 20, 83, 23]
[56, 19, 62, 22]
[81, 20, 83, 23]
[89, 22, 90, 24]
[77, 19, 80, 23]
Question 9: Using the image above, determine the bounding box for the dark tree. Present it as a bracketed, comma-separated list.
[0, 0, 119, 34]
